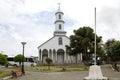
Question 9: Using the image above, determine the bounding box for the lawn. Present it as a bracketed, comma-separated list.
[25, 66, 89, 72]
[0, 70, 11, 78]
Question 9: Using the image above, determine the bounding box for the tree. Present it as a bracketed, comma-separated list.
[104, 39, 116, 63]
[110, 41, 120, 71]
[14, 54, 26, 67]
[105, 39, 116, 55]
[66, 26, 102, 61]
[110, 41, 120, 61]
[0, 53, 7, 65]
[45, 57, 52, 70]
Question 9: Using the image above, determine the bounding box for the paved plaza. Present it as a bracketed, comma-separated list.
[5, 65, 120, 80]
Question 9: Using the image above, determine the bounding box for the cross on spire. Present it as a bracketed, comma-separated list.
[58, 3, 61, 10]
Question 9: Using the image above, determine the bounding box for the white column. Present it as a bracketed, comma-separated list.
[56, 52, 57, 62]
[80, 53, 83, 61]
[64, 52, 66, 63]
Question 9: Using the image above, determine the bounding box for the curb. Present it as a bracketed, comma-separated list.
[1, 76, 12, 80]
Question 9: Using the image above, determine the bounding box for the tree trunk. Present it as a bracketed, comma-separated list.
[48, 64, 50, 70]
[19, 62, 21, 67]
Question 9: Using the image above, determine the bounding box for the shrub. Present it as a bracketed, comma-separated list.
[0, 54, 7, 65]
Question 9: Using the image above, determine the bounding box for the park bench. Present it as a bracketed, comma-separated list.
[12, 70, 22, 78]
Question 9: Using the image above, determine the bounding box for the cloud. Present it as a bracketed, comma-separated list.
[97, 0, 120, 41]
[17, 11, 55, 26]
[0, 0, 120, 57]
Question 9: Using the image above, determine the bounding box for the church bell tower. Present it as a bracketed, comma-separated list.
[54, 3, 66, 36]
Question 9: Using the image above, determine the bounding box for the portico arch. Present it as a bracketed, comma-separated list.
[42, 49, 48, 63]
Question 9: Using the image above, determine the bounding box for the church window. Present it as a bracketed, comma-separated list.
[59, 14, 61, 19]
[58, 37, 62, 45]
[59, 24, 62, 30]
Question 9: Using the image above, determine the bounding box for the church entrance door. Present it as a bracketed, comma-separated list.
[57, 49, 64, 63]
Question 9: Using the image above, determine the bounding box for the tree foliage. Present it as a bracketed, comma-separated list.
[110, 41, 120, 62]
[105, 39, 116, 56]
[46, 57, 52, 64]
[66, 26, 102, 60]
[45, 57, 52, 70]
[105, 39, 120, 71]
[14, 54, 26, 66]
[0, 53, 7, 65]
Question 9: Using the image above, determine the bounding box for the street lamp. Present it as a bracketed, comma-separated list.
[21, 42, 26, 75]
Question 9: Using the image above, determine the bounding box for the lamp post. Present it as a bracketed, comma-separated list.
[21, 42, 26, 75]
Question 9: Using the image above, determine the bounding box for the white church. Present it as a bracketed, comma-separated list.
[38, 6, 82, 64]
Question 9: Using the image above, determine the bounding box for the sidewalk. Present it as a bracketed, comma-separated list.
[101, 65, 120, 80]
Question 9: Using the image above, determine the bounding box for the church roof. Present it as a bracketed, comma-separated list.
[38, 35, 69, 49]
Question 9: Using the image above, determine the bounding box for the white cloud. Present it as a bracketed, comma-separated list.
[0, 0, 120, 57]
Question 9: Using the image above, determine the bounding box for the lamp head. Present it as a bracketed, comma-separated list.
[21, 42, 26, 45]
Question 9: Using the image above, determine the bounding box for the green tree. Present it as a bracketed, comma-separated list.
[45, 57, 52, 70]
[14, 54, 26, 67]
[110, 41, 120, 71]
[111, 41, 120, 61]
[0, 53, 7, 65]
[66, 26, 102, 61]
[105, 39, 115, 55]
[104, 39, 116, 63]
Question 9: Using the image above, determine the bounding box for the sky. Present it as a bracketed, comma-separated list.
[0, 0, 120, 57]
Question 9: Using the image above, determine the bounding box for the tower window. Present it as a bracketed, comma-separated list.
[59, 14, 61, 19]
[58, 37, 62, 45]
[59, 24, 62, 30]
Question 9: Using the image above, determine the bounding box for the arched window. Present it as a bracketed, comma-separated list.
[59, 24, 62, 30]
[59, 14, 61, 19]
[58, 37, 62, 45]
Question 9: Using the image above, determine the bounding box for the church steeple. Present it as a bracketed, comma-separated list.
[54, 3, 66, 36]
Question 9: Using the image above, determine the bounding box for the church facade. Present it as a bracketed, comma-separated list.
[38, 6, 82, 64]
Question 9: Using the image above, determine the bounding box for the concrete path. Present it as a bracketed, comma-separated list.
[7, 71, 88, 80]
[5, 65, 120, 80]
[101, 65, 120, 80]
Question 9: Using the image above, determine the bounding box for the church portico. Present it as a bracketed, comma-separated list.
[39, 48, 82, 64]
[39, 49, 66, 63]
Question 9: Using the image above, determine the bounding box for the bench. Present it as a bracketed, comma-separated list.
[12, 70, 22, 78]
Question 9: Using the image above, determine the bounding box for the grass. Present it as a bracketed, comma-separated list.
[25, 66, 89, 72]
[0, 70, 11, 78]
[65, 66, 89, 71]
